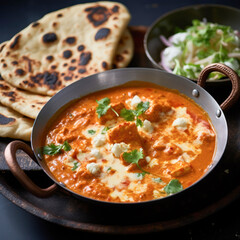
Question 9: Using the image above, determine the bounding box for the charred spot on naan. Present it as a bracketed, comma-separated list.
[32, 22, 40, 27]
[0, 113, 15, 125]
[15, 68, 26, 76]
[2, 91, 16, 102]
[18, 71, 61, 90]
[64, 37, 77, 45]
[42, 32, 58, 44]
[11, 61, 18, 65]
[78, 68, 86, 74]
[57, 13, 63, 18]
[10, 34, 21, 49]
[95, 28, 111, 40]
[102, 61, 108, 69]
[62, 50, 72, 59]
[0, 43, 7, 53]
[79, 52, 92, 66]
[0, 82, 10, 90]
[46, 55, 54, 62]
[77, 45, 85, 51]
[84, 4, 120, 27]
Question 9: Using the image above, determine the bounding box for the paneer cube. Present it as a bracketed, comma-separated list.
[98, 102, 125, 124]
[107, 122, 142, 146]
[143, 101, 171, 122]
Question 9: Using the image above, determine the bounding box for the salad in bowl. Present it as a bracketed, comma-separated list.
[160, 19, 240, 80]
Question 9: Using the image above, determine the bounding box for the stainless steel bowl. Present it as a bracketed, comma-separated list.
[144, 4, 240, 83]
[4, 64, 240, 204]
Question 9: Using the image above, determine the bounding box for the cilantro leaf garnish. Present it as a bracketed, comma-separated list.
[120, 101, 149, 126]
[101, 126, 110, 134]
[72, 161, 80, 171]
[120, 108, 135, 121]
[135, 101, 150, 116]
[62, 141, 71, 151]
[164, 179, 183, 194]
[88, 129, 96, 135]
[96, 97, 119, 118]
[43, 141, 71, 155]
[135, 117, 143, 127]
[123, 149, 149, 175]
[96, 97, 111, 118]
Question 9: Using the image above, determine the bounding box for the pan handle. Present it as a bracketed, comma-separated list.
[197, 63, 240, 111]
[4, 140, 57, 198]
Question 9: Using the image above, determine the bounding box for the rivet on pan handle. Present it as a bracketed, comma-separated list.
[4, 140, 57, 198]
[197, 63, 240, 111]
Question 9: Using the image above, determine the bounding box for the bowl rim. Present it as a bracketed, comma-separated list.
[143, 3, 240, 83]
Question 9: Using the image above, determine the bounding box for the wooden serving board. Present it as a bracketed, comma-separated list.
[0, 26, 240, 234]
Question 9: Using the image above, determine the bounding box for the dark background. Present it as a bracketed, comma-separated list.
[1, 0, 240, 239]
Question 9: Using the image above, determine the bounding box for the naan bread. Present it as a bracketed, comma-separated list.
[0, 2, 131, 96]
[113, 28, 134, 68]
[0, 79, 50, 119]
[0, 104, 33, 141]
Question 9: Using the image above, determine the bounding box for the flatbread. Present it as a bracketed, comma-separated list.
[0, 79, 50, 119]
[0, 104, 33, 141]
[113, 28, 134, 68]
[0, 2, 131, 96]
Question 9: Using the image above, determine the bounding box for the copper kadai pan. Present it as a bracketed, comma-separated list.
[3, 63, 240, 204]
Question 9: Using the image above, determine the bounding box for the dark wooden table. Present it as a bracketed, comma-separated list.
[1, 0, 240, 239]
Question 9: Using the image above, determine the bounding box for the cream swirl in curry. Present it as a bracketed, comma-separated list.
[43, 82, 216, 202]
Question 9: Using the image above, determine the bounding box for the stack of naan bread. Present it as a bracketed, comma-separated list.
[0, 1, 133, 141]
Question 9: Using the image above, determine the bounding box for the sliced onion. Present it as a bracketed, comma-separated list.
[234, 30, 240, 38]
[228, 52, 240, 58]
[160, 51, 173, 73]
[159, 35, 172, 47]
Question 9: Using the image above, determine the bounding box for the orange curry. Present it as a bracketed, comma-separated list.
[43, 82, 216, 202]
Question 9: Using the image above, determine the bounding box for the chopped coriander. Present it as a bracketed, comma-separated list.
[96, 97, 119, 118]
[152, 177, 162, 183]
[120, 101, 149, 126]
[43, 141, 71, 155]
[120, 108, 135, 121]
[135, 101, 150, 116]
[123, 149, 149, 175]
[101, 126, 110, 134]
[107, 167, 112, 171]
[88, 129, 96, 135]
[164, 179, 183, 194]
[62, 141, 71, 151]
[96, 97, 111, 118]
[72, 161, 80, 171]
[135, 117, 143, 127]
